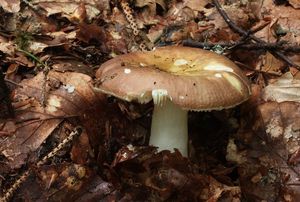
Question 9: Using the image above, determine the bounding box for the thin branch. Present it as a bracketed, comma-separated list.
[212, 0, 299, 68]
[183, 39, 300, 52]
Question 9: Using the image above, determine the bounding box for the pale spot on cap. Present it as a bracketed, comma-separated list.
[204, 63, 233, 72]
[174, 59, 188, 66]
[223, 73, 242, 93]
[214, 73, 222, 78]
[124, 68, 131, 74]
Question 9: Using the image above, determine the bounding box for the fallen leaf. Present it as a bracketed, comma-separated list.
[289, 0, 300, 8]
[0, 98, 62, 171]
[32, 0, 101, 22]
[260, 52, 284, 74]
[0, 71, 105, 170]
[235, 101, 300, 200]
[0, 0, 20, 13]
[182, 0, 210, 12]
[206, 4, 250, 41]
[34, 163, 96, 201]
[262, 72, 300, 102]
[135, 0, 166, 17]
[0, 36, 15, 56]
[51, 59, 94, 76]
[76, 23, 107, 45]
[111, 147, 241, 201]
[71, 130, 93, 164]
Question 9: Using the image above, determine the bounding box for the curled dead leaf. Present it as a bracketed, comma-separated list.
[262, 72, 300, 103]
[0, 71, 105, 170]
[32, 0, 100, 22]
[0, 0, 20, 13]
[289, 0, 300, 9]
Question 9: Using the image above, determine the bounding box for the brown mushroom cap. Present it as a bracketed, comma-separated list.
[95, 46, 251, 111]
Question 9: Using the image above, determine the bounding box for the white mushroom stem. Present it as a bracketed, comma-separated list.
[149, 98, 188, 156]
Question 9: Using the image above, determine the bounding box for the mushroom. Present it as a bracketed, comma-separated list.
[94, 46, 251, 156]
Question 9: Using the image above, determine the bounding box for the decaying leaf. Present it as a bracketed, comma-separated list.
[255, 0, 300, 58]
[111, 146, 241, 201]
[182, 0, 210, 12]
[70, 130, 93, 164]
[135, 0, 166, 18]
[231, 101, 300, 200]
[289, 0, 300, 9]
[14, 163, 114, 201]
[0, 99, 63, 171]
[31, 0, 101, 22]
[206, 5, 250, 41]
[0, 0, 20, 13]
[51, 59, 94, 76]
[260, 52, 284, 74]
[76, 23, 107, 45]
[1, 0, 300, 201]
[0, 36, 15, 56]
[263, 72, 300, 102]
[0, 71, 105, 171]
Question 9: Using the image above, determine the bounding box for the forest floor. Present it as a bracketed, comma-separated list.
[1, 0, 300, 201]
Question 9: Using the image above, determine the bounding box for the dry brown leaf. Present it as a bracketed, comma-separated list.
[71, 130, 93, 164]
[166, 2, 195, 22]
[255, 0, 300, 44]
[233, 101, 300, 200]
[289, 0, 300, 8]
[0, 71, 105, 170]
[73, 176, 114, 201]
[135, 0, 166, 16]
[0, 102, 62, 171]
[25, 31, 77, 54]
[260, 51, 284, 74]
[262, 72, 300, 103]
[112, 148, 241, 201]
[76, 23, 107, 44]
[257, 102, 300, 199]
[7, 52, 35, 68]
[134, 0, 167, 28]
[32, 0, 101, 22]
[34, 163, 94, 200]
[197, 3, 251, 42]
[0, 0, 20, 13]
[51, 59, 94, 76]
[13, 162, 114, 201]
[182, 0, 210, 12]
[0, 36, 15, 56]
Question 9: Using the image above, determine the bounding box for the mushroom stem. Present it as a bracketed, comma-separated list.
[149, 99, 188, 156]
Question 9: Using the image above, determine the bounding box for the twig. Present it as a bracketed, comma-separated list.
[183, 39, 300, 52]
[212, 0, 299, 68]
[234, 61, 282, 76]
[4, 78, 23, 88]
[0, 126, 82, 202]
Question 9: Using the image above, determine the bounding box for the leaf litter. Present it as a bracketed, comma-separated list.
[0, 0, 300, 201]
